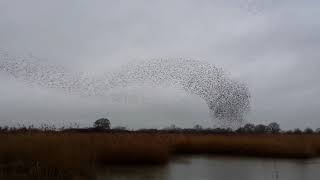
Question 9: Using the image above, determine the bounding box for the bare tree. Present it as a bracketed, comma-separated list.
[268, 122, 281, 133]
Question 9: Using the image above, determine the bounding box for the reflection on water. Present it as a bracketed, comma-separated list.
[97, 156, 320, 180]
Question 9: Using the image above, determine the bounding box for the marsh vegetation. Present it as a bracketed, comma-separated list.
[1, 122, 320, 180]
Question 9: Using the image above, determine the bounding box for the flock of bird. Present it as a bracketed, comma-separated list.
[0, 52, 250, 127]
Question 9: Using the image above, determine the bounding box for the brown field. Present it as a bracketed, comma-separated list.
[1, 132, 320, 179]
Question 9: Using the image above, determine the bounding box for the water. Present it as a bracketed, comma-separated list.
[97, 156, 320, 180]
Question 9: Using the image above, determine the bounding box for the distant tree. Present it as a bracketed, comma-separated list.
[235, 127, 244, 133]
[113, 126, 127, 130]
[316, 128, 320, 133]
[286, 130, 293, 134]
[225, 128, 233, 133]
[243, 123, 255, 133]
[268, 122, 281, 133]
[193, 124, 203, 130]
[209, 127, 233, 134]
[254, 124, 269, 133]
[304, 127, 314, 134]
[293, 128, 302, 134]
[168, 124, 178, 130]
[94, 118, 111, 129]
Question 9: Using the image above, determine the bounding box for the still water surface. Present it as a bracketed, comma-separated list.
[98, 156, 320, 180]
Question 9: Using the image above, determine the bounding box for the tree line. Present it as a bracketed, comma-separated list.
[91, 118, 320, 134]
[0, 118, 319, 134]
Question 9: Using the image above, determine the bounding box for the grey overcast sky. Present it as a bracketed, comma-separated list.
[0, 0, 319, 129]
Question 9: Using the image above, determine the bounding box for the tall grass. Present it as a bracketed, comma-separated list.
[0, 132, 320, 179]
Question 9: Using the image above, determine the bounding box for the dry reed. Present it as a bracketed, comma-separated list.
[0, 132, 320, 179]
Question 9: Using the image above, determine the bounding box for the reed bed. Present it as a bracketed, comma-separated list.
[0, 132, 320, 179]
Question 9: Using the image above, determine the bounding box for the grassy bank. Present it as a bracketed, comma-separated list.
[1, 132, 320, 179]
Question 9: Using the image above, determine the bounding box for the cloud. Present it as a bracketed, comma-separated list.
[0, 0, 319, 129]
